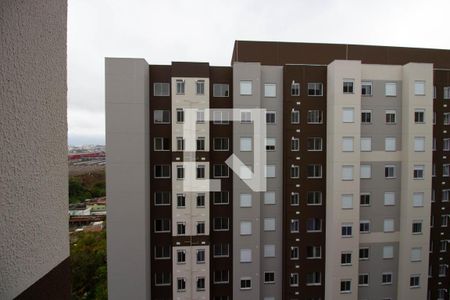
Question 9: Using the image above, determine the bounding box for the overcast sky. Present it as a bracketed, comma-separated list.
[68, 0, 450, 145]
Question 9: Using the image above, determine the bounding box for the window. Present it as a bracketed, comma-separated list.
[415, 81, 425, 96]
[361, 110, 372, 124]
[306, 272, 322, 286]
[307, 137, 323, 151]
[265, 165, 276, 178]
[264, 272, 275, 283]
[411, 248, 422, 262]
[341, 224, 352, 237]
[361, 81, 372, 96]
[342, 108, 355, 123]
[240, 221, 252, 235]
[213, 111, 229, 124]
[290, 219, 300, 232]
[439, 264, 448, 277]
[154, 191, 171, 206]
[240, 194, 252, 207]
[213, 164, 228, 178]
[213, 83, 229, 97]
[214, 137, 229, 151]
[265, 138, 276, 151]
[177, 277, 186, 291]
[360, 137, 372, 152]
[213, 244, 229, 257]
[445, 87, 450, 99]
[290, 273, 299, 287]
[440, 240, 448, 252]
[264, 244, 276, 257]
[443, 190, 450, 202]
[290, 165, 300, 178]
[240, 249, 252, 263]
[291, 110, 300, 124]
[291, 137, 300, 151]
[213, 217, 229, 231]
[412, 220, 422, 234]
[196, 80, 205, 95]
[445, 113, 450, 125]
[154, 82, 170, 96]
[196, 193, 205, 207]
[176, 80, 185, 94]
[382, 272, 393, 284]
[155, 272, 171, 286]
[213, 270, 229, 284]
[359, 248, 369, 260]
[196, 110, 205, 123]
[360, 220, 370, 233]
[240, 278, 252, 290]
[360, 164, 371, 179]
[360, 193, 370, 206]
[384, 219, 394, 232]
[307, 164, 322, 178]
[444, 138, 450, 151]
[444, 164, 450, 177]
[306, 218, 322, 232]
[413, 165, 424, 179]
[176, 137, 184, 151]
[240, 81, 252, 95]
[340, 280, 351, 293]
[413, 192, 424, 207]
[385, 110, 396, 124]
[291, 192, 300, 206]
[385, 165, 396, 178]
[290, 246, 299, 260]
[154, 165, 170, 178]
[154, 110, 170, 124]
[307, 110, 323, 124]
[342, 165, 354, 181]
[264, 192, 276, 205]
[154, 219, 170, 232]
[177, 249, 186, 264]
[154, 137, 170, 151]
[176, 108, 184, 123]
[154, 245, 170, 259]
[343, 80, 354, 94]
[291, 82, 300, 96]
[410, 275, 420, 288]
[342, 137, 354, 152]
[342, 194, 353, 209]
[197, 222, 205, 234]
[385, 82, 397, 96]
[264, 83, 276, 97]
[383, 246, 394, 259]
[239, 110, 252, 123]
[385, 137, 396, 151]
[176, 193, 186, 208]
[358, 274, 369, 286]
[196, 277, 205, 291]
[177, 222, 186, 235]
[308, 82, 323, 96]
[239, 137, 252, 152]
[176, 165, 184, 179]
[266, 111, 276, 124]
[307, 191, 322, 205]
[196, 137, 205, 151]
[414, 137, 425, 152]
[415, 109, 425, 123]
[341, 252, 352, 265]
[306, 246, 322, 259]
[384, 192, 395, 206]
[213, 192, 229, 205]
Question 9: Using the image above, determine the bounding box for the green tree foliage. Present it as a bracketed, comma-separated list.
[69, 170, 105, 204]
[71, 230, 107, 300]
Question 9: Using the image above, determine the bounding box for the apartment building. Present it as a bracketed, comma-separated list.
[106, 41, 450, 300]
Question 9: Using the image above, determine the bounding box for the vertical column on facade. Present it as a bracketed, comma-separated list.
[232, 62, 262, 299]
[397, 63, 433, 299]
[325, 60, 362, 300]
[171, 75, 211, 299]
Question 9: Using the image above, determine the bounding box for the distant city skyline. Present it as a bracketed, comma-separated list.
[68, 0, 450, 145]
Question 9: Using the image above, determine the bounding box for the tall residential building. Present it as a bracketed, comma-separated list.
[106, 41, 450, 300]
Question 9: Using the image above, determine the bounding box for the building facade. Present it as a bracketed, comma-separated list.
[106, 41, 450, 300]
